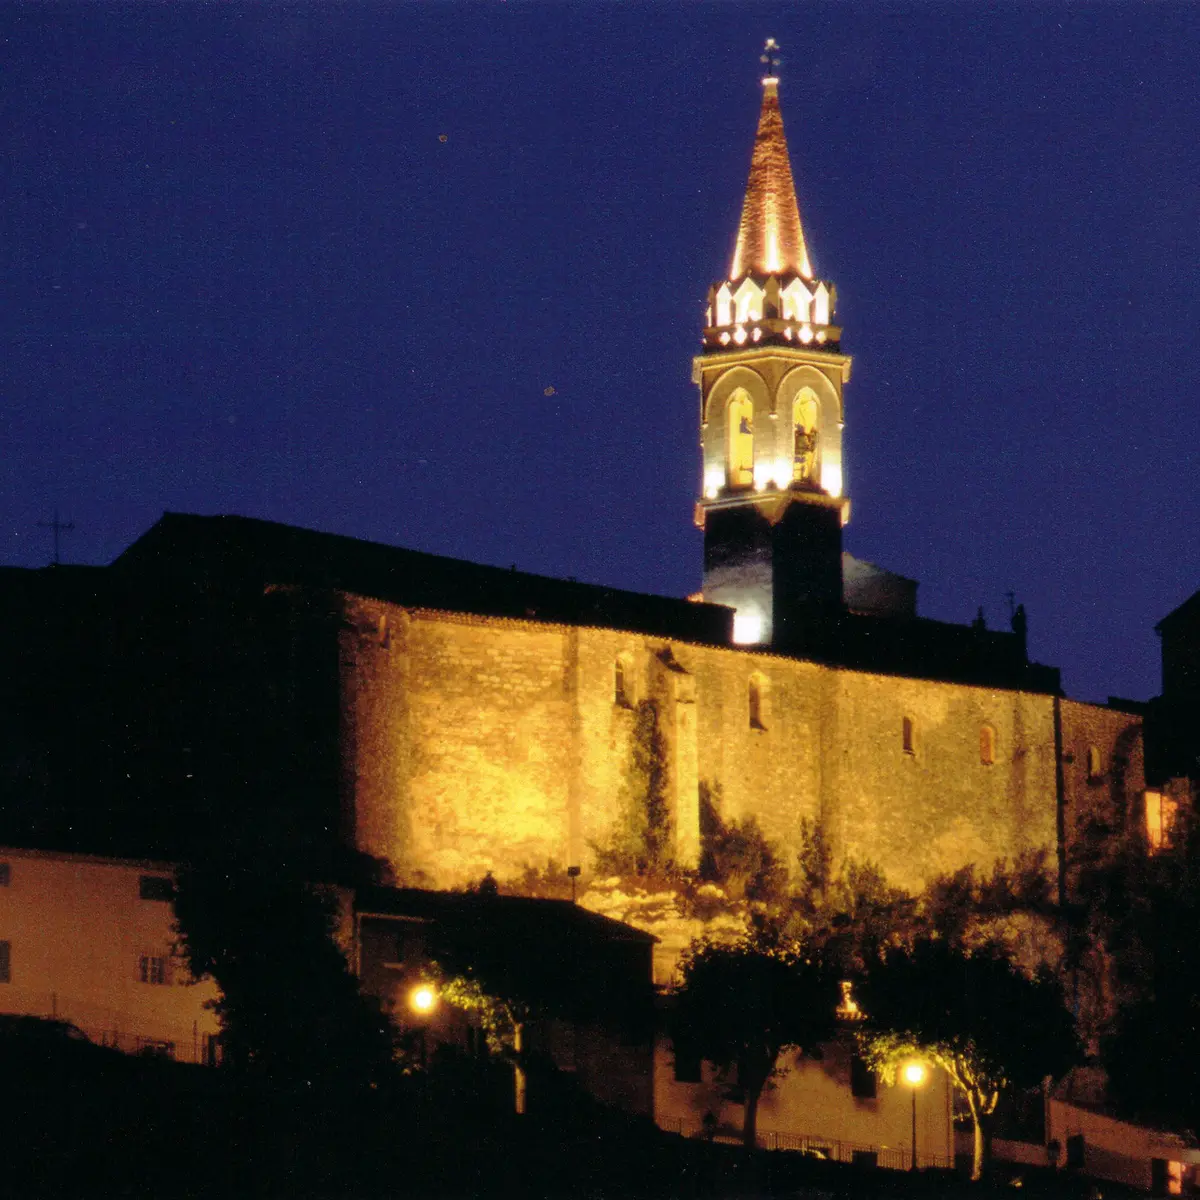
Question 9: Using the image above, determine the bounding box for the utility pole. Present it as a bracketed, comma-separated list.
[37, 509, 75, 565]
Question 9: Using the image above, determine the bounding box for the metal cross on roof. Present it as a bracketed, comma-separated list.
[760, 37, 781, 76]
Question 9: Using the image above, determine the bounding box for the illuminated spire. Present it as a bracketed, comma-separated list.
[728, 39, 812, 281]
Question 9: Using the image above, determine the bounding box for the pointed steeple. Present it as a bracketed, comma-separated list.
[729, 42, 811, 281]
[693, 42, 852, 649]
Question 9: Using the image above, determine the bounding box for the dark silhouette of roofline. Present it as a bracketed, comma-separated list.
[112, 512, 735, 646]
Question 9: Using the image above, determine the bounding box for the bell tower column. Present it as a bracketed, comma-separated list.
[694, 41, 851, 652]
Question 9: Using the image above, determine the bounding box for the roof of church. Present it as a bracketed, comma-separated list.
[114, 512, 734, 646]
[355, 885, 657, 944]
[728, 75, 812, 281]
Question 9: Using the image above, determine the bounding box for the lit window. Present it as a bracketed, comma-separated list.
[732, 611, 764, 644]
[1145, 791, 1179, 854]
[813, 283, 830, 325]
[715, 283, 732, 326]
[1086, 746, 1103, 781]
[902, 716, 915, 755]
[733, 279, 763, 323]
[139, 954, 168, 985]
[979, 724, 996, 766]
[781, 279, 811, 322]
[749, 674, 768, 730]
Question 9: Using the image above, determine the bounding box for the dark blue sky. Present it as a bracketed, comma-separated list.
[3, 2, 1198, 703]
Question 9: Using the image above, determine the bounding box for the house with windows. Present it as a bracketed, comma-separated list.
[0, 846, 220, 1061]
[655, 1028, 955, 1169]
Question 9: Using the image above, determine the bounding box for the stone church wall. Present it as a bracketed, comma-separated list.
[1059, 699, 1145, 894]
[339, 596, 1141, 900]
[825, 673, 1058, 892]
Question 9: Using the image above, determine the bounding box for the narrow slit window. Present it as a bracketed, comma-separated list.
[749, 674, 767, 730]
[902, 716, 915, 755]
[1086, 745, 1103, 781]
[614, 655, 633, 707]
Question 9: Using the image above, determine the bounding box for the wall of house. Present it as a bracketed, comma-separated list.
[1047, 1097, 1200, 1193]
[0, 848, 219, 1060]
[654, 1036, 954, 1168]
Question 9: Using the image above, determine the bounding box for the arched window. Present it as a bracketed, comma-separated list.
[748, 673, 768, 730]
[902, 716, 916, 755]
[792, 389, 819, 485]
[1086, 746, 1103, 781]
[980, 724, 996, 766]
[727, 390, 754, 488]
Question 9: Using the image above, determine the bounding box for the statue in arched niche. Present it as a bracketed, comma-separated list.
[794, 424, 818, 484]
[792, 390, 820, 487]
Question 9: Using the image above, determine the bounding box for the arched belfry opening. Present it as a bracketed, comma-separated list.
[727, 390, 754, 488]
[792, 389, 819, 486]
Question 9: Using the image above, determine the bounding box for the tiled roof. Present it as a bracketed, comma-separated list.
[729, 79, 811, 281]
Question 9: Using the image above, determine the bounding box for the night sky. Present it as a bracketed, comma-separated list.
[4, 3, 1198, 704]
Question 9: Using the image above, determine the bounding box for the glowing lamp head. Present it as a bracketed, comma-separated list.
[410, 984, 437, 1015]
[902, 1061, 928, 1088]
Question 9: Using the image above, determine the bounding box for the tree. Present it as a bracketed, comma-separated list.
[172, 836, 400, 1092]
[697, 782, 788, 905]
[596, 698, 672, 875]
[1086, 830, 1200, 1127]
[923, 852, 1062, 978]
[858, 938, 1079, 1181]
[434, 972, 533, 1113]
[671, 932, 837, 1149]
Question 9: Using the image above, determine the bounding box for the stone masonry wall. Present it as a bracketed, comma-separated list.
[342, 596, 1137, 899]
[1059, 699, 1145, 895]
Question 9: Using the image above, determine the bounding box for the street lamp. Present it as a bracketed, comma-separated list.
[902, 1060, 928, 1172]
[409, 983, 438, 1074]
[410, 984, 438, 1015]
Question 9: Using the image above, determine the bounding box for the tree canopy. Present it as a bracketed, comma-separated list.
[857, 938, 1079, 1180]
[172, 837, 400, 1092]
[671, 932, 837, 1149]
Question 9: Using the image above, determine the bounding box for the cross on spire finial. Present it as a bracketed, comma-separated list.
[37, 508, 75, 566]
[760, 37, 781, 80]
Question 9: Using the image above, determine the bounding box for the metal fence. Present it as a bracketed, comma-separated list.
[659, 1118, 955, 1172]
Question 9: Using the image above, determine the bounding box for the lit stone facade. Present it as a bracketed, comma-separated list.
[339, 595, 1143, 900]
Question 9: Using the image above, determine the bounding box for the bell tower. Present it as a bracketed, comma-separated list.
[695, 41, 851, 650]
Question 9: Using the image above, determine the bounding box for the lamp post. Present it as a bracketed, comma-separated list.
[902, 1060, 928, 1172]
[409, 982, 438, 1074]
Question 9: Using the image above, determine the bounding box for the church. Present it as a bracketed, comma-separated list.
[0, 53, 1194, 954]
[3, 42, 1200, 1180]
